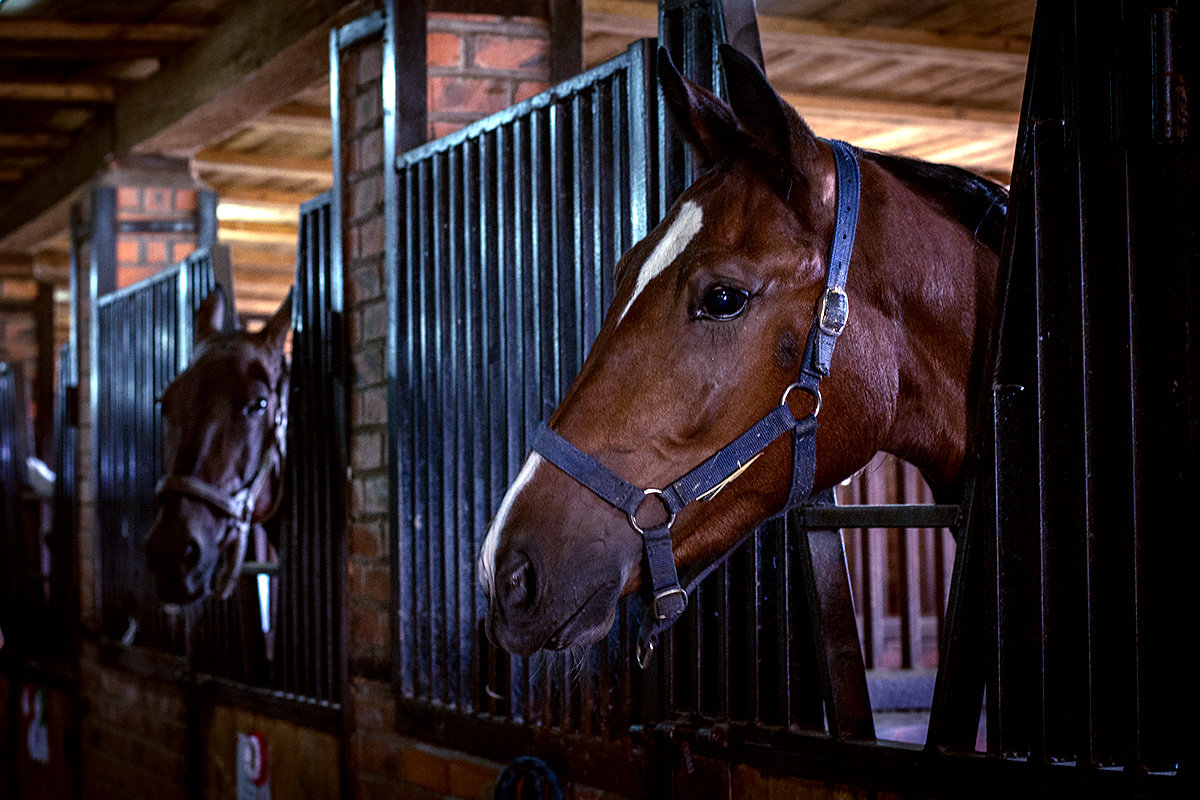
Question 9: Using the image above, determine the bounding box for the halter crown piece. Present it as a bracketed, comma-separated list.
[531, 139, 861, 667]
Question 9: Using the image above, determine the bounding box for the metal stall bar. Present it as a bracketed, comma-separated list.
[390, 42, 655, 794]
[94, 247, 219, 654]
[931, 2, 1196, 791]
[267, 190, 344, 708]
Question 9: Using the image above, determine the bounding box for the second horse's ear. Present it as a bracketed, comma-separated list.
[194, 286, 228, 345]
[260, 287, 293, 355]
[658, 47, 741, 168]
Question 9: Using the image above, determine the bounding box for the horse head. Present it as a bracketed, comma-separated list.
[481, 47, 1000, 656]
[145, 287, 292, 605]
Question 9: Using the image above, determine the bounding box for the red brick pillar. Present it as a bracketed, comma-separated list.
[426, 11, 552, 139]
[340, 6, 617, 799]
[113, 184, 205, 288]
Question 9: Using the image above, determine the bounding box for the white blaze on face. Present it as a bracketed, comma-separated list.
[615, 200, 704, 325]
[479, 452, 544, 594]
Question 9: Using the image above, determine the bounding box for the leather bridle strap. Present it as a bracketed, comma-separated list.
[529, 139, 861, 666]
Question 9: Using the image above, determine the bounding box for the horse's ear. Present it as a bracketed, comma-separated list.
[718, 44, 819, 173]
[194, 286, 227, 345]
[658, 47, 740, 168]
[260, 288, 293, 355]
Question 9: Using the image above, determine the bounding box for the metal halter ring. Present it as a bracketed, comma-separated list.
[781, 382, 822, 418]
[628, 488, 676, 534]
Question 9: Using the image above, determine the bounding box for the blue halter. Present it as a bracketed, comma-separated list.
[530, 139, 861, 666]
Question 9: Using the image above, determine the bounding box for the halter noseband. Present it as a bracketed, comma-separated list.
[154, 364, 289, 599]
[530, 139, 861, 666]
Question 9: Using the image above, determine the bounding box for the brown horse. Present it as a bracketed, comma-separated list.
[481, 47, 1005, 657]
[145, 288, 292, 605]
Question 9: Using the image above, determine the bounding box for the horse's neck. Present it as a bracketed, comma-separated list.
[868, 170, 999, 500]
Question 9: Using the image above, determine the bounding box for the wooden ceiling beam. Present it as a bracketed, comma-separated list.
[251, 102, 332, 136]
[219, 219, 301, 245]
[217, 187, 320, 209]
[0, 252, 35, 276]
[228, 244, 298, 270]
[0, 20, 206, 43]
[0, 82, 115, 104]
[121, 0, 362, 157]
[195, 148, 333, 181]
[0, 133, 70, 151]
[586, 1, 1028, 71]
[780, 91, 1020, 139]
[0, 0, 362, 249]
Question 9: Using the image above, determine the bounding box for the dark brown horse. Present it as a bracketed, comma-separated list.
[145, 288, 292, 605]
[481, 47, 1005, 657]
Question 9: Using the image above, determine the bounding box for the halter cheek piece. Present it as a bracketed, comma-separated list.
[154, 366, 289, 599]
[531, 139, 860, 667]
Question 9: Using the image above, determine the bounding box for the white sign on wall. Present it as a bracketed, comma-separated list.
[237, 731, 271, 800]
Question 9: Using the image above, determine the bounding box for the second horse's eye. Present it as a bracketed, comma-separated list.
[698, 285, 748, 320]
[245, 397, 269, 416]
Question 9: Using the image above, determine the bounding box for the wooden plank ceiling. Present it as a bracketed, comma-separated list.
[0, 0, 1033, 322]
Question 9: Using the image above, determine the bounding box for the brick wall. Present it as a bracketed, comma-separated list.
[339, 10, 611, 800]
[426, 12, 551, 139]
[78, 648, 190, 799]
[114, 185, 200, 288]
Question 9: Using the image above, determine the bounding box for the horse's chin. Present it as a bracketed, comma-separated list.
[543, 602, 618, 652]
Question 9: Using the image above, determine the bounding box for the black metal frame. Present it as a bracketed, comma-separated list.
[93, 245, 225, 655]
[387, 33, 658, 791]
[929, 0, 1198, 781]
[382, 0, 1195, 795]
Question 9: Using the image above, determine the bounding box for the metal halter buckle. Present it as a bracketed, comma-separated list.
[817, 286, 849, 336]
[627, 488, 676, 534]
[652, 587, 688, 621]
[781, 383, 822, 418]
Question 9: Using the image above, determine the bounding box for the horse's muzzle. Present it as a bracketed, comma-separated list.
[145, 512, 220, 605]
[484, 546, 623, 655]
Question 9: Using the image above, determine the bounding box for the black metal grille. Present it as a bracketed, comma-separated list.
[930, 1, 1199, 781]
[388, 0, 1193, 793]
[392, 41, 657, 731]
[272, 191, 344, 705]
[0, 363, 33, 652]
[92, 200, 344, 709]
[94, 251, 217, 653]
[44, 345, 79, 662]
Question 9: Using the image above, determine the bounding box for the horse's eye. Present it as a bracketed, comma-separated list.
[697, 284, 748, 320]
[245, 397, 269, 416]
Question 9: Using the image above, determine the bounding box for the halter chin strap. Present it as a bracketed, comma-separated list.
[155, 364, 289, 599]
[530, 139, 861, 666]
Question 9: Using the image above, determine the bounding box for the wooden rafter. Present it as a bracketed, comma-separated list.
[781, 91, 1020, 138]
[195, 148, 333, 181]
[217, 187, 323, 209]
[250, 103, 332, 136]
[218, 219, 301, 245]
[0, 20, 206, 43]
[0, 82, 115, 104]
[0, 134, 70, 151]
[587, 1, 1029, 71]
[0, 0, 362, 248]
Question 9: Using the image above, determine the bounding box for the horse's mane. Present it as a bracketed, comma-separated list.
[863, 151, 1008, 254]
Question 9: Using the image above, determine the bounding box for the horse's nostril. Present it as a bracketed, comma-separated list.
[182, 539, 201, 572]
[504, 558, 534, 609]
